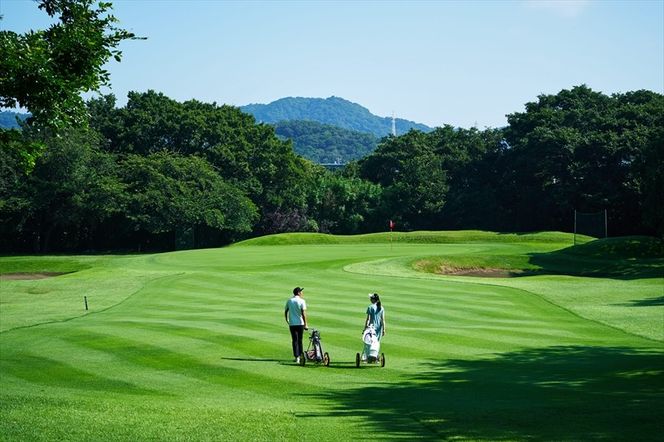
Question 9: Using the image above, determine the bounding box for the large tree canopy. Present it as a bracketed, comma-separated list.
[357, 85, 663, 236]
[120, 152, 258, 236]
[87, 91, 311, 233]
[504, 85, 664, 234]
[0, 127, 125, 251]
[0, 0, 138, 131]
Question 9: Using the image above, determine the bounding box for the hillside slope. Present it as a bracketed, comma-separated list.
[241, 96, 432, 137]
[0, 111, 29, 129]
[273, 120, 378, 163]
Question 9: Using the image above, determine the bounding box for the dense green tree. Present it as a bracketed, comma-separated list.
[632, 127, 664, 237]
[119, 152, 258, 241]
[0, 0, 138, 131]
[359, 130, 448, 229]
[504, 85, 664, 234]
[18, 128, 124, 251]
[306, 167, 383, 233]
[88, 91, 311, 234]
[1, 126, 261, 252]
[0, 130, 34, 250]
[434, 126, 508, 230]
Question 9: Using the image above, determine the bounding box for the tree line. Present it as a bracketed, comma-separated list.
[359, 85, 663, 237]
[1, 85, 662, 253]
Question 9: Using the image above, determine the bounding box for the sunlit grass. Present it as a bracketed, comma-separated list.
[1, 231, 661, 440]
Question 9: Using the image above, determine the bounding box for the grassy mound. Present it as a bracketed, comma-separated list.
[235, 230, 587, 246]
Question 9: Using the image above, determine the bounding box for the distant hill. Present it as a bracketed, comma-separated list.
[274, 120, 377, 164]
[241, 96, 432, 137]
[1, 99, 424, 165]
[0, 111, 29, 129]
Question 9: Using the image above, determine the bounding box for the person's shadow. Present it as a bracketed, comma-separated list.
[220, 357, 283, 363]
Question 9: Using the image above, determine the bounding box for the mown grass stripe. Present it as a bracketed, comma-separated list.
[1, 232, 661, 440]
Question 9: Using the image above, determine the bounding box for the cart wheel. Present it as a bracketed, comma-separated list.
[299, 355, 306, 366]
[355, 352, 360, 368]
[323, 352, 330, 367]
[380, 353, 385, 367]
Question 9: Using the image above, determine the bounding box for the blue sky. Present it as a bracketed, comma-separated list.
[2, 0, 663, 128]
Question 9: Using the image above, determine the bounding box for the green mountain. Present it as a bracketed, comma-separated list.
[0, 111, 29, 129]
[274, 120, 377, 164]
[241, 96, 432, 137]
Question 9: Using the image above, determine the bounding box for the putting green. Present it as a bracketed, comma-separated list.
[1, 232, 662, 440]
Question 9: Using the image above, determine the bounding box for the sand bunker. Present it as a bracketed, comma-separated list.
[437, 266, 524, 278]
[0, 272, 68, 280]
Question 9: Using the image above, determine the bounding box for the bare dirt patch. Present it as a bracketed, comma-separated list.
[0, 272, 68, 280]
[437, 266, 524, 278]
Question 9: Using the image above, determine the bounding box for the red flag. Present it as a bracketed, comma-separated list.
[389, 220, 395, 231]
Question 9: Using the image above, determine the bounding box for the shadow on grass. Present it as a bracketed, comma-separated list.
[525, 251, 663, 280]
[523, 237, 664, 280]
[220, 357, 283, 362]
[314, 346, 664, 440]
[222, 357, 317, 368]
[620, 296, 664, 307]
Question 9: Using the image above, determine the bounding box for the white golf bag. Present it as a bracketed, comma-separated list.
[362, 324, 381, 360]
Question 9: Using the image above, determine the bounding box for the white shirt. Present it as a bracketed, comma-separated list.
[285, 296, 307, 326]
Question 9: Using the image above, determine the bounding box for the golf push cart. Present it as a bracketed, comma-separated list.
[356, 324, 385, 368]
[299, 328, 330, 366]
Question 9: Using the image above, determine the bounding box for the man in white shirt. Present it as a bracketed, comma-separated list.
[284, 287, 308, 364]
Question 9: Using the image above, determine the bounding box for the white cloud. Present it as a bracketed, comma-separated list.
[523, 0, 591, 18]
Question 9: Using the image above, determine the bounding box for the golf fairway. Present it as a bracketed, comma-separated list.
[1, 232, 662, 440]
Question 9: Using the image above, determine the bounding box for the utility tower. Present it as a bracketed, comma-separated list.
[391, 112, 396, 136]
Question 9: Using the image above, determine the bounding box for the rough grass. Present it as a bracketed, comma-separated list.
[1, 231, 662, 440]
[414, 236, 664, 279]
